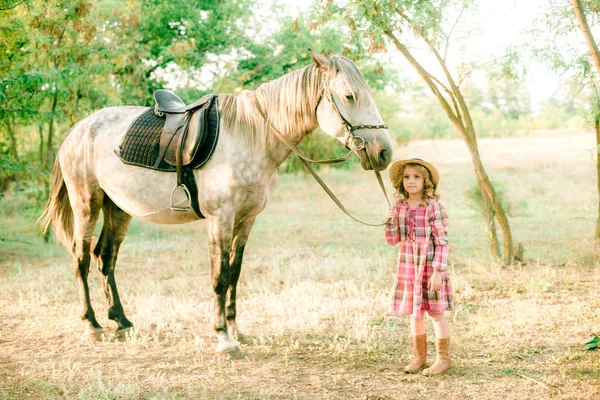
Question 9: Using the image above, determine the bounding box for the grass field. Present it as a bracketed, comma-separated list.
[0, 131, 599, 399]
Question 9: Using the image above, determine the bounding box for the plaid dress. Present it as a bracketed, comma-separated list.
[385, 198, 453, 319]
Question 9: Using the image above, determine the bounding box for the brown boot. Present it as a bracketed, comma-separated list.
[422, 338, 452, 375]
[404, 334, 427, 373]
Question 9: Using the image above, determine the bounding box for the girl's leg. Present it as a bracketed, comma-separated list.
[405, 316, 427, 373]
[423, 312, 452, 375]
[410, 315, 425, 335]
[428, 311, 449, 338]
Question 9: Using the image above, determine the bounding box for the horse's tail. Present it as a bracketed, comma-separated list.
[38, 156, 74, 249]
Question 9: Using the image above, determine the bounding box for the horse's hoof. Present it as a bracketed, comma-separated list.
[113, 327, 134, 341]
[217, 345, 244, 360]
[216, 338, 244, 359]
[83, 327, 105, 342]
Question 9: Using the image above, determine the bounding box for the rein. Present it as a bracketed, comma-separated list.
[254, 86, 392, 227]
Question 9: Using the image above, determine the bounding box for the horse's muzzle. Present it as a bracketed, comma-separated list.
[362, 138, 393, 171]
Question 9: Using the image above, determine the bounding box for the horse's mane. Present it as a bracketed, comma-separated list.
[218, 55, 373, 152]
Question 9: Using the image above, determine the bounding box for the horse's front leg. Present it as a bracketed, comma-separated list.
[226, 216, 256, 343]
[207, 215, 242, 357]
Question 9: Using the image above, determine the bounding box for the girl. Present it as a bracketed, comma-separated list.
[385, 158, 454, 375]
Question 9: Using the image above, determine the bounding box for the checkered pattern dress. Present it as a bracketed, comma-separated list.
[385, 199, 454, 319]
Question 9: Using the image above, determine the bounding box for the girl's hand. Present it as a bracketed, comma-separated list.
[428, 270, 442, 291]
[386, 207, 396, 219]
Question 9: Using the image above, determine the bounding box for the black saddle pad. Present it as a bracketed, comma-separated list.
[116, 96, 220, 172]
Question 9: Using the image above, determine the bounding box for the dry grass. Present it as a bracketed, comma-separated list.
[0, 130, 599, 399]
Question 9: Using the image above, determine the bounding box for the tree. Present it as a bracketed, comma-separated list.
[1, 0, 119, 176]
[532, 0, 600, 243]
[321, 0, 514, 263]
[572, 0, 600, 244]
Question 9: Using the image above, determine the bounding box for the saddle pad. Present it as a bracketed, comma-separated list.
[116, 97, 220, 172]
[116, 107, 175, 172]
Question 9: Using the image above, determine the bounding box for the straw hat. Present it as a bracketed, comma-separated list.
[389, 157, 440, 187]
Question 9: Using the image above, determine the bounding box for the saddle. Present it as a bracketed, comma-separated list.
[116, 90, 220, 218]
[153, 90, 215, 168]
[152, 90, 216, 214]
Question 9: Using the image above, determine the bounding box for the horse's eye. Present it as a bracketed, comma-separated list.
[345, 93, 354, 101]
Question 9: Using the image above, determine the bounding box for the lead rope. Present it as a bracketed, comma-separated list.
[374, 162, 391, 209]
[298, 158, 390, 226]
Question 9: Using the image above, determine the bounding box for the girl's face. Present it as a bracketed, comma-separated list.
[402, 166, 425, 197]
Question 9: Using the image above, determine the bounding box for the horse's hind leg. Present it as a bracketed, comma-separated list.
[67, 187, 104, 340]
[93, 197, 133, 335]
[226, 217, 256, 343]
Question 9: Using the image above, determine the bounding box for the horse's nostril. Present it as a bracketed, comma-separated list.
[379, 148, 387, 162]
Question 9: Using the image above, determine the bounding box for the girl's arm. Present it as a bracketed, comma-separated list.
[384, 205, 400, 246]
[430, 202, 449, 272]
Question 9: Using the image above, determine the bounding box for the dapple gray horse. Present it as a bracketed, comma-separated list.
[40, 50, 393, 357]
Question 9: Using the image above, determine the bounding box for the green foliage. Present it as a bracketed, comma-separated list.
[372, 91, 411, 144]
[322, 0, 477, 53]
[0, 154, 25, 177]
[81, 0, 257, 105]
[216, 3, 404, 94]
[393, 85, 454, 140]
[226, 9, 345, 88]
[584, 336, 599, 350]
[530, 0, 600, 130]
[393, 65, 588, 140]
[0, 0, 260, 180]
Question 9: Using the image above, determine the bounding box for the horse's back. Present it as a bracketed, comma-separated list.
[82, 106, 146, 139]
[60, 106, 146, 157]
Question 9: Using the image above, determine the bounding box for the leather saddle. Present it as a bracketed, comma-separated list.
[152, 90, 216, 212]
[153, 90, 215, 168]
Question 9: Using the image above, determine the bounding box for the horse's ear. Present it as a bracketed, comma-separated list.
[308, 49, 332, 72]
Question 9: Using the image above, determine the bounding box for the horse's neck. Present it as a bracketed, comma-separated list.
[255, 109, 315, 168]
[251, 68, 322, 166]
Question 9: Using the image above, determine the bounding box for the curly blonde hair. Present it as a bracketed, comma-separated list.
[392, 163, 440, 204]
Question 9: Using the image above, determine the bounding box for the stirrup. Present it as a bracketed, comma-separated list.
[170, 184, 191, 211]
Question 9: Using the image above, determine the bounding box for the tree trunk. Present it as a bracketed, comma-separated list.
[39, 124, 45, 166]
[467, 138, 513, 263]
[45, 92, 58, 170]
[594, 115, 600, 246]
[5, 118, 20, 191]
[572, 0, 600, 245]
[573, 0, 600, 75]
[480, 177, 502, 258]
[5, 118, 20, 163]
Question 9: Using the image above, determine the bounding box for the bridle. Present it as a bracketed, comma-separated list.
[255, 79, 392, 226]
[320, 83, 388, 154]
